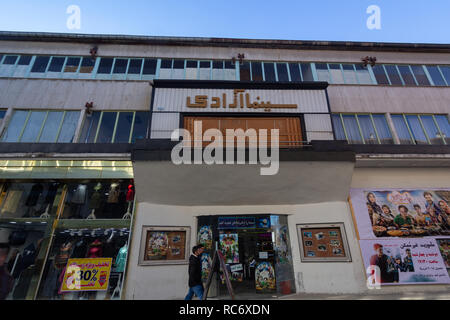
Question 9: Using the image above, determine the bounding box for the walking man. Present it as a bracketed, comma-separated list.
[184, 244, 205, 300]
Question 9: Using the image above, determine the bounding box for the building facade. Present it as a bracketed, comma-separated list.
[0, 32, 448, 300]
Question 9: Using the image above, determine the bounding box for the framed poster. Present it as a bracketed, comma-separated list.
[138, 226, 191, 265]
[296, 223, 352, 262]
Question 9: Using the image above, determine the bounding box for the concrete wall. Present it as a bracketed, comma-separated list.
[124, 201, 366, 300]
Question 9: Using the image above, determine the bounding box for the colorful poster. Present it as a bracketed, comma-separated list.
[436, 239, 450, 275]
[201, 253, 212, 280]
[255, 262, 276, 290]
[360, 239, 450, 285]
[197, 225, 213, 250]
[145, 232, 168, 260]
[61, 258, 113, 292]
[350, 189, 450, 239]
[219, 233, 239, 263]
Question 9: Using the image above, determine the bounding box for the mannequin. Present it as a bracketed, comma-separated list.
[24, 183, 44, 217]
[111, 241, 128, 299]
[107, 183, 120, 204]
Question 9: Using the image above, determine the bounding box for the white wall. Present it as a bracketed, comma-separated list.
[124, 201, 366, 300]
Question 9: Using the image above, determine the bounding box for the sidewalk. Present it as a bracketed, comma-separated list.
[277, 291, 450, 300]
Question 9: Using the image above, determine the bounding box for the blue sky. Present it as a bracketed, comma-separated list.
[0, 0, 449, 43]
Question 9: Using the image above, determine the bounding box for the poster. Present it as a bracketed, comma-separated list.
[201, 253, 212, 280]
[197, 225, 213, 250]
[350, 189, 450, 239]
[219, 233, 239, 263]
[61, 258, 112, 292]
[167, 231, 186, 260]
[436, 239, 450, 275]
[144, 230, 186, 261]
[360, 239, 450, 285]
[300, 227, 346, 258]
[255, 261, 276, 291]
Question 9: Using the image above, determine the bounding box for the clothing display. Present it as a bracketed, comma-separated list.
[115, 245, 128, 273]
[71, 185, 87, 204]
[12, 243, 36, 278]
[126, 185, 134, 202]
[71, 239, 88, 258]
[45, 183, 59, 204]
[12, 266, 35, 300]
[86, 239, 103, 258]
[25, 184, 44, 207]
[8, 230, 27, 246]
[89, 191, 102, 209]
[41, 262, 59, 298]
[55, 242, 73, 267]
[107, 184, 120, 203]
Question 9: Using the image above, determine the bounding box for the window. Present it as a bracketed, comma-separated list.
[420, 115, 444, 145]
[17, 55, 32, 65]
[3, 55, 18, 65]
[288, 63, 301, 82]
[328, 64, 344, 84]
[426, 66, 446, 86]
[397, 65, 416, 85]
[372, 65, 389, 85]
[391, 115, 414, 144]
[224, 61, 236, 81]
[342, 64, 358, 84]
[263, 63, 276, 82]
[97, 58, 114, 74]
[172, 60, 185, 79]
[79, 111, 149, 143]
[142, 59, 157, 75]
[31, 56, 50, 73]
[79, 57, 96, 73]
[410, 66, 430, 86]
[300, 64, 314, 81]
[354, 65, 373, 84]
[405, 115, 428, 144]
[159, 59, 172, 79]
[315, 63, 331, 82]
[391, 114, 448, 145]
[64, 57, 81, 73]
[251, 62, 263, 81]
[185, 60, 198, 79]
[1, 110, 80, 143]
[199, 61, 211, 80]
[434, 115, 450, 144]
[384, 65, 403, 85]
[113, 59, 128, 74]
[47, 57, 65, 72]
[332, 114, 393, 145]
[276, 63, 289, 82]
[128, 59, 142, 75]
[212, 61, 223, 80]
[439, 66, 450, 85]
[240, 62, 250, 81]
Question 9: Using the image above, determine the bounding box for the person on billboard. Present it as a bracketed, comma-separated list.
[380, 205, 395, 227]
[394, 205, 413, 228]
[184, 244, 205, 300]
[403, 249, 415, 272]
[438, 200, 450, 229]
[367, 192, 383, 225]
[392, 256, 405, 282]
[413, 204, 430, 226]
[423, 191, 443, 219]
[369, 244, 393, 283]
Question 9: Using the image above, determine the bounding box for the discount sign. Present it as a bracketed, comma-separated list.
[61, 258, 113, 292]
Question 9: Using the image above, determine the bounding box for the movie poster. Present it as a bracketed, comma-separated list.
[360, 238, 450, 284]
[350, 189, 450, 239]
[255, 261, 276, 290]
[219, 233, 239, 263]
[197, 225, 213, 250]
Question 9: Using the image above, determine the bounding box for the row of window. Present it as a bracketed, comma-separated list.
[1, 53, 450, 86]
[0, 110, 149, 144]
[332, 113, 450, 145]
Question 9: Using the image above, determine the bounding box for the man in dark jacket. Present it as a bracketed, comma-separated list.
[184, 244, 204, 300]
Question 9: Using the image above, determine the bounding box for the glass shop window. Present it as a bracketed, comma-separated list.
[0, 182, 65, 219]
[127, 59, 142, 75]
[224, 61, 236, 80]
[288, 63, 301, 82]
[239, 62, 251, 81]
[97, 58, 114, 74]
[251, 62, 263, 81]
[36, 227, 130, 300]
[0, 221, 48, 300]
[185, 60, 198, 80]
[79, 57, 96, 74]
[30, 56, 50, 73]
[142, 59, 157, 75]
[397, 65, 416, 85]
[60, 180, 135, 220]
[276, 63, 289, 82]
[263, 63, 276, 82]
[47, 57, 66, 73]
[63, 57, 81, 73]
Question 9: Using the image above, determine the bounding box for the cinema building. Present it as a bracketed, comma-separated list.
[0, 32, 448, 300]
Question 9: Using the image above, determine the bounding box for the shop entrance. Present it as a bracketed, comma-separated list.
[197, 215, 296, 299]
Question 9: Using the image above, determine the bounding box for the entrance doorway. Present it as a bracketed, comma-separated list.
[197, 215, 296, 299]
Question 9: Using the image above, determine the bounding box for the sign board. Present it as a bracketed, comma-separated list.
[218, 217, 256, 229]
[61, 258, 113, 292]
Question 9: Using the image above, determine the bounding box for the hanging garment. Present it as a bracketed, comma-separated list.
[1, 190, 23, 215]
[55, 242, 73, 267]
[12, 243, 36, 278]
[115, 245, 128, 273]
[107, 184, 120, 203]
[8, 230, 27, 247]
[86, 240, 103, 258]
[126, 185, 135, 202]
[45, 183, 59, 204]
[71, 240, 88, 258]
[89, 191, 102, 209]
[25, 184, 44, 207]
[12, 266, 35, 300]
[71, 185, 87, 204]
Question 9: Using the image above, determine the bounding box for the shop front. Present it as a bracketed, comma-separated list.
[0, 160, 135, 300]
[197, 215, 295, 298]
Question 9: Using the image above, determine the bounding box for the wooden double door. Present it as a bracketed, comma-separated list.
[183, 116, 303, 147]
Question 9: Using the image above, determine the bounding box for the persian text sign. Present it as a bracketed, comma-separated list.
[360, 238, 450, 285]
[218, 217, 256, 229]
[61, 258, 113, 292]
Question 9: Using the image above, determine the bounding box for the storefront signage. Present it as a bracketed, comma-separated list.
[218, 217, 256, 229]
[187, 89, 298, 112]
[61, 258, 113, 292]
[360, 238, 450, 285]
